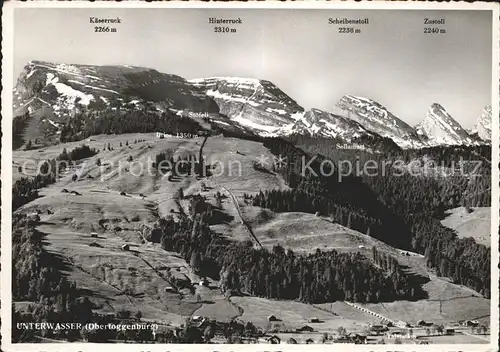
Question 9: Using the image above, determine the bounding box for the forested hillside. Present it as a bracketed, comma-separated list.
[255, 137, 491, 297]
[59, 108, 203, 143]
[152, 195, 426, 303]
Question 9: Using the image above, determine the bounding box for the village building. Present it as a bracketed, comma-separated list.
[296, 325, 314, 332]
[266, 335, 281, 344]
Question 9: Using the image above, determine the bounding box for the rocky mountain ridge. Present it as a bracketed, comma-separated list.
[13, 60, 491, 149]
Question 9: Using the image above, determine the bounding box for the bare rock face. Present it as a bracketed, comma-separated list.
[287, 108, 397, 149]
[415, 103, 476, 146]
[335, 95, 424, 148]
[189, 77, 304, 136]
[290, 108, 370, 139]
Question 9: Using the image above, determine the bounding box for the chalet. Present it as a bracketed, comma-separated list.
[121, 244, 130, 251]
[61, 189, 69, 193]
[369, 324, 387, 334]
[199, 278, 209, 287]
[296, 325, 314, 332]
[417, 320, 429, 327]
[90, 232, 98, 238]
[445, 328, 455, 335]
[267, 315, 278, 322]
[462, 320, 479, 327]
[266, 335, 281, 344]
[349, 333, 367, 344]
[309, 317, 320, 323]
[305, 338, 314, 344]
[70, 190, 82, 196]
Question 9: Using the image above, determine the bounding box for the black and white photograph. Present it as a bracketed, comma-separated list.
[1, 2, 499, 349]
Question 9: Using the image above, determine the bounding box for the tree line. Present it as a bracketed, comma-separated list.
[59, 108, 203, 143]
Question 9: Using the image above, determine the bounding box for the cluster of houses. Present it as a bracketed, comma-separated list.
[458, 320, 480, 327]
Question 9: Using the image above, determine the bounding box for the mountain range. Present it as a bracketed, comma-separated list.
[13, 60, 492, 149]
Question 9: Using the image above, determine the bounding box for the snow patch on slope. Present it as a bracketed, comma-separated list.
[45, 73, 94, 112]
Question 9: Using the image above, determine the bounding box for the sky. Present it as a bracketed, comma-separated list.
[14, 8, 493, 128]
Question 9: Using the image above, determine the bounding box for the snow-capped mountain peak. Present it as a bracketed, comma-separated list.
[474, 105, 492, 141]
[335, 95, 424, 148]
[189, 76, 304, 135]
[14, 60, 490, 150]
[415, 103, 476, 146]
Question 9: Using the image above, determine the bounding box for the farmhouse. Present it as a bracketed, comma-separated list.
[417, 320, 430, 327]
[369, 324, 387, 334]
[267, 315, 278, 322]
[346, 333, 367, 344]
[90, 232, 98, 238]
[296, 325, 314, 332]
[462, 320, 479, 327]
[445, 328, 455, 335]
[121, 244, 130, 251]
[266, 335, 281, 344]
